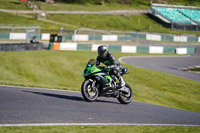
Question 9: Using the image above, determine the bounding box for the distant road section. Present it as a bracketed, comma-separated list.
[0, 9, 147, 15]
[119, 55, 200, 81]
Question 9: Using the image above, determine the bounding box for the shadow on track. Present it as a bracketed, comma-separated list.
[23, 90, 118, 104]
[23, 90, 83, 101]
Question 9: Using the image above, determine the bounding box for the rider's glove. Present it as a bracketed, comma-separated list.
[104, 66, 111, 69]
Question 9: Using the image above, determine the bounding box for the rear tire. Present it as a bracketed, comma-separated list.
[81, 80, 98, 102]
[117, 83, 133, 104]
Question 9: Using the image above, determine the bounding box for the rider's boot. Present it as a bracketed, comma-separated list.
[118, 76, 125, 89]
[118, 77, 130, 94]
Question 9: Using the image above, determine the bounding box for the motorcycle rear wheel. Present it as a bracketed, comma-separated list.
[117, 83, 133, 104]
[81, 80, 99, 102]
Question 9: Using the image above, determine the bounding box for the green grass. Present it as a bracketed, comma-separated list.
[1, 0, 200, 11]
[0, 126, 200, 133]
[47, 14, 200, 35]
[0, 0, 150, 11]
[0, 50, 199, 113]
[1, 1, 200, 35]
[0, 12, 69, 32]
[169, 0, 200, 7]
[0, 0, 30, 10]
[0, 11, 199, 35]
[48, 14, 163, 32]
[38, 1, 149, 11]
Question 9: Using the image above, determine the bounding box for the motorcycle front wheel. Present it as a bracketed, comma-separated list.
[81, 80, 99, 102]
[117, 83, 133, 104]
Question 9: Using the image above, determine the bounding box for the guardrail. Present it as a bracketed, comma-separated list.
[49, 42, 196, 55]
[0, 33, 200, 43]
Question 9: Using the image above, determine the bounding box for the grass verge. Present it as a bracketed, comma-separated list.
[39, 1, 149, 11]
[0, 0, 30, 10]
[0, 126, 200, 133]
[1, 0, 200, 11]
[1, 10, 199, 35]
[46, 14, 200, 35]
[0, 12, 69, 32]
[0, 50, 199, 113]
[0, 10, 199, 35]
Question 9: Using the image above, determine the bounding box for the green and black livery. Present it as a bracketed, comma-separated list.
[81, 59, 133, 104]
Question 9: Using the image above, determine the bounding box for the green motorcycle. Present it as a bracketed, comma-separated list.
[81, 59, 133, 104]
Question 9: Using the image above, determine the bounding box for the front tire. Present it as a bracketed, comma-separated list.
[81, 80, 98, 102]
[117, 83, 133, 104]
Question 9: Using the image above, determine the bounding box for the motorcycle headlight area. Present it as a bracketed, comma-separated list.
[88, 69, 94, 74]
[84, 69, 94, 75]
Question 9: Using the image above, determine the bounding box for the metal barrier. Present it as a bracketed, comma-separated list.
[0, 25, 41, 43]
[63, 28, 200, 44]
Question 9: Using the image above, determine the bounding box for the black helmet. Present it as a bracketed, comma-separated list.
[98, 45, 108, 57]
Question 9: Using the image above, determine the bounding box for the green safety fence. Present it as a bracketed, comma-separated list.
[187, 36, 198, 42]
[0, 33, 9, 39]
[77, 44, 92, 51]
[49, 42, 196, 54]
[89, 35, 102, 41]
[137, 46, 149, 53]
[161, 35, 174, 42]
[108, 45, 121, 52]
[118, 35, 132, 41]
[48, 42, 54, 50]
[187, 48, 196, 54]
[64, 35, 73, 40]
[164, 47, 176, 53]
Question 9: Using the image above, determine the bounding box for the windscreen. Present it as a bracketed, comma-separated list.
[87, 59, 96, 67]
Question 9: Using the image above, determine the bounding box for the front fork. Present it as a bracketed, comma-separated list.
[88, 79, 96, 90]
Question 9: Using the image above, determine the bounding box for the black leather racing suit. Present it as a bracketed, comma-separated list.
[96, 52, 125, 87]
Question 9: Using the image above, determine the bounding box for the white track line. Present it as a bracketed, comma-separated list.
[0, 123, 199, 127]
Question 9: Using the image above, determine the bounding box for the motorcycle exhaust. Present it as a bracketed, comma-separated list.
[102, 86, 114, 95]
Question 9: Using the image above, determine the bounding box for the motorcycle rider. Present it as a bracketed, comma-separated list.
[96, 45, 125, 89]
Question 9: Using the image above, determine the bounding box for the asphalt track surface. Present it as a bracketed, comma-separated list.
[0, 85, 200, 126]
[119, 55, 200, 82]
